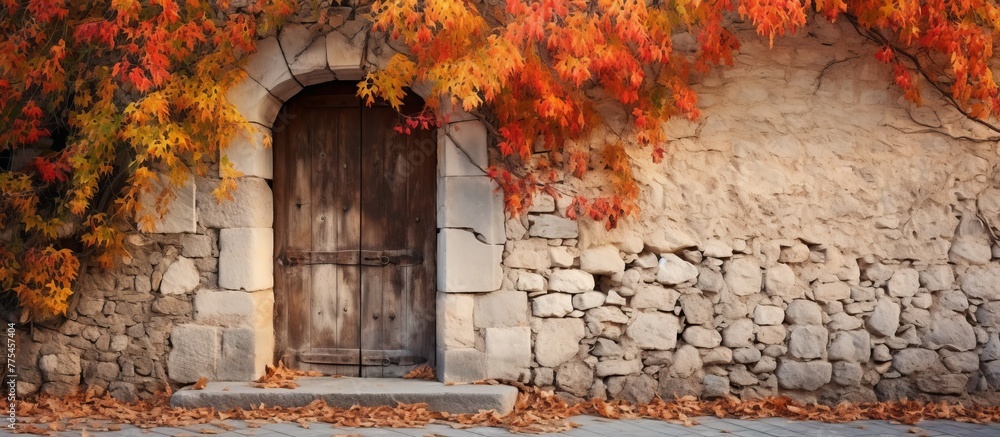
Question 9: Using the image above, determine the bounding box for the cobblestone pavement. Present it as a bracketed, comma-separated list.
[2, 415, 998, 436]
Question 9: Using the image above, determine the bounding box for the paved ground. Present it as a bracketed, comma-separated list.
[2, 415, 998, 436]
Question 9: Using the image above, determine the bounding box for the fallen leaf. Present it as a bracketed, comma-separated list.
[192, 378, 208, 390]
[403, 365, 435, 380]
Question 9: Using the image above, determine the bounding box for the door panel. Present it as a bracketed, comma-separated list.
[308, 100, 362, 376]
[274, 82, 436, 377]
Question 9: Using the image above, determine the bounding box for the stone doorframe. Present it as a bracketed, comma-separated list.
[204, 23, 506, 382]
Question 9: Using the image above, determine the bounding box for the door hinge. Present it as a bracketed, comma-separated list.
[279, 249, 422, 267]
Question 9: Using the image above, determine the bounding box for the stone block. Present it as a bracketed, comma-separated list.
[194, 289, 269, 327]
[683, 326, 722, 348]
[776, 360, 832, 390]
[679, 294, 714, 325]
[242, 36, 301, 100]
[160, 257, 199, 295]
[279, 24, 335, 86]
[327, 26, 365, 79]
[866, 297, 900, 337]
[833, 361, 863, 386]
[961, 264, 1000, 300]
[485, 327, 531, 379]
[572, 291, 606, 310]
[549, 246, 575, 267]
[138, 176, 196, 234]
[528, 215, 578, 239]
[556, 360, 593, 397]
[627, 312, 679, 350]
[670, 345, 702, 378]
[437, 293, 475, 349]
[218, 327, 256, 381]
[535, 318, 585, 367]
[532, 293, 573, 317]
[221, 125, 273, 179]
[437, 176, 504, 244]
[219, 228, 273, 291]
[167, 324, 220, 383]
[516, 272, 546, 292]
[547, 269, 595, 293]
[753, 305, 784, 325]
[171, 377, 518, 415]
[442, 121, 488, 176]
[197, 177, 273, 229]
[630, 284, 679, 311]
[504, 247, 551, 270]
[813, 282, 850, 302]
[595, 359, 642, 377]
[892, 348, 939, 375]
[887, 268, 919, 297]
[722, 319, 755, 348]
[765, 263, 800, 301]
[724, 257, 762, 296]
[788, 325, 828, 359]
[924, 308, 976, 351]
[785, 299, 822, 325]
[756, 325, 787, 345]
[39, 354, 80, 377]
[437, 348, 487, 382]
[180, 234, 213, 258]
[656, 254, 699, 285]
[474, 291, 528, 328]
[827, 330, 871, 362]
[226, 78, 282, 127]
[438, 229, 503, 292]
[580, 245, 625, 275]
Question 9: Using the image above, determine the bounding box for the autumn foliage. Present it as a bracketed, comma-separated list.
[361, 0, 1000, 227]
[0, 0, 295, 321]
[3, 0, 1000, 320]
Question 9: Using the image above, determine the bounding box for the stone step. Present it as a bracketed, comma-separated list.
[170, 377, 519, 415]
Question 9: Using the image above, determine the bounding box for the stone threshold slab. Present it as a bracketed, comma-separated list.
[170, 377, 518, 415]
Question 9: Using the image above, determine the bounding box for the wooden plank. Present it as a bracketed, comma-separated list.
[334, 103, 363, 376]
[360, 104, 389, 377]
[402, 107, 439, 375]
[360, 100, 437, 377]
[309, 104, 362, 377]
[272, 109, 289, 366]
[275, 93, 315, 371]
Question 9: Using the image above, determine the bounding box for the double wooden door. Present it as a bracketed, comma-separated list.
[273, 82, 436, 377]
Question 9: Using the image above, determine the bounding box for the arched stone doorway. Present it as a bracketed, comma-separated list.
[205, 23, 508, 381]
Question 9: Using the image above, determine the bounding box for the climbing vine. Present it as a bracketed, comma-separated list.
[360, 0, 1000, 227]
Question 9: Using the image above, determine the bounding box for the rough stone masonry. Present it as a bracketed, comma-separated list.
[12, 15, 1000, 406]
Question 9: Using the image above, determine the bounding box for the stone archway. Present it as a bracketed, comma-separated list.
[195, 22, 507, 381]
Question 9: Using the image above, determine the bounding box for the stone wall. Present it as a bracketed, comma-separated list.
[467, 19, 1000, 403]
[13, 14, 1000, 405]
[14, 174, 274, 400]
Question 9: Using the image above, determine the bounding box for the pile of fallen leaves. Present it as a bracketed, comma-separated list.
[402, 365, 436, 380]
[249, 361, 324, 389]
[6, 382, 1000, 435]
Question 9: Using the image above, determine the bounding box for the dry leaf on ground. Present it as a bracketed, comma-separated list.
[251, 361, 322, 389]
[403, 365, 436, 380]
[192, 378, 208, 390]
[4, 382, 999, 436]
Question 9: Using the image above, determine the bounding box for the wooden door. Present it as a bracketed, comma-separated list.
[273, 82, 436, 377]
